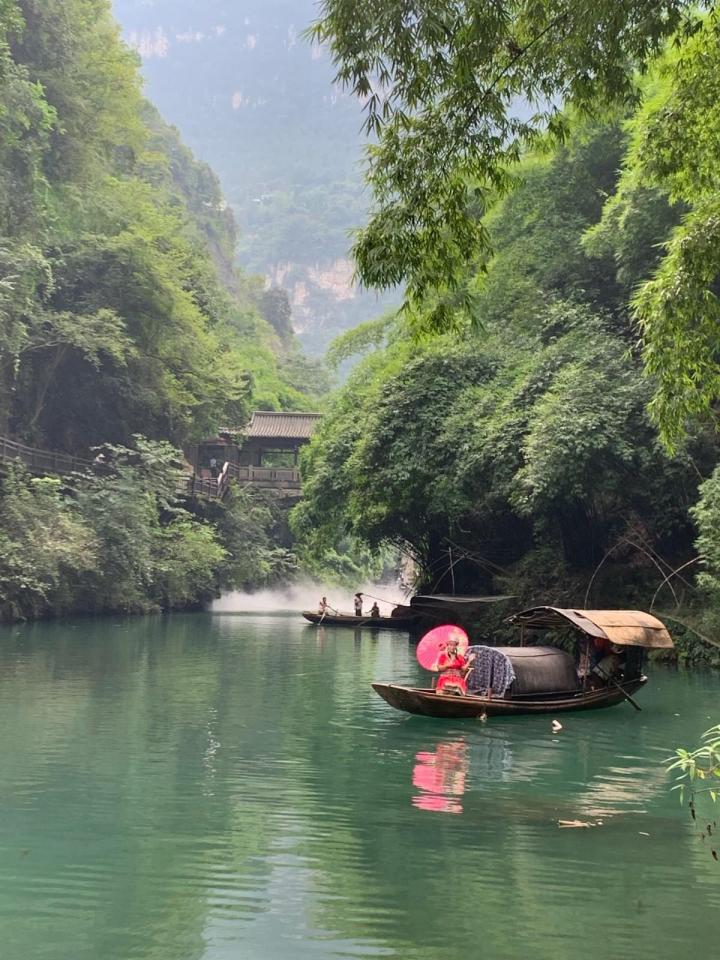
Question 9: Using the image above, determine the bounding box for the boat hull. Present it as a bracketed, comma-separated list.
[303, 611, 417, 629]
[371, 678, 647, 718]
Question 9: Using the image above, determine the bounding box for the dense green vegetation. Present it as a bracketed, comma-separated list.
[312, 0, 702, 329]
[0, 440, 294, 621]
[293, 7, 720, 658]
[294, 60, 720, 657]
[313, 1, 720, 432]
[0, 0, 326, 620]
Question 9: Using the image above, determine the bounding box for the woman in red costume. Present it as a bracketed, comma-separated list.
[434, 636, 475, 696]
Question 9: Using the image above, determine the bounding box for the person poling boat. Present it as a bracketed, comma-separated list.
[303, 591, 417, 627]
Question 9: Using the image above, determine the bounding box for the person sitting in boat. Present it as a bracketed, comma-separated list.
[318, 596, 329, 615]
[589, 637, 624, 686]
[435, 637, 475, 696]
[354, 593, 363, 616]
[593, 645, 624, 685]
[370, 601, 380, 618]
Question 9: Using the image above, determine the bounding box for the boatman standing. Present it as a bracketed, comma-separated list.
[354, 593, 363, 616]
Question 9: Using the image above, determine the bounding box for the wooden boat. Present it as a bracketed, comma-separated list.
[371, 607, 674, 718]
[302, 611, 418, 629]
[372, 676, 647, 718]
[303, 594, 514, 631]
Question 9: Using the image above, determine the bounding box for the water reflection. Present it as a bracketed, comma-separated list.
[412, 740, 468, 814]
[467, 732, 514, 783]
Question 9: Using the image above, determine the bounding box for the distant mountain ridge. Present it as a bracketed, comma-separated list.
[112, 0, 398, 353]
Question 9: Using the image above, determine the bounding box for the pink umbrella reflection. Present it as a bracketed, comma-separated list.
[411, 740, 468, 815]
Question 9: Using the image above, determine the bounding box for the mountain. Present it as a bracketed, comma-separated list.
[112, 0, 398, 354]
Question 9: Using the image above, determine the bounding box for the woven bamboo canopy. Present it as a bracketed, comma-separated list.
[506, 607, 674, 649]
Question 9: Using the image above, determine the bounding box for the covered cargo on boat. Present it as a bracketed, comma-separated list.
[465, 645, 579, 696]
[498, 646, 579, 694]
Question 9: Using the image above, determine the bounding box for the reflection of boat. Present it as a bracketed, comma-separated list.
[372, 608, 674, 718]
[302, 611, 417, 628]
[412, 740, 468, 813]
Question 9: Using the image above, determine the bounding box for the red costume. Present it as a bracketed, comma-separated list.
[435, 651, 470, 695]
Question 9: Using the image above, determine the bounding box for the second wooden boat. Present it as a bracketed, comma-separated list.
[302, 611, 418, 629]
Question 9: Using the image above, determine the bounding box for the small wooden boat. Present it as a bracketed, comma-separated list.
[372, 607, 674, 718]
[372, 676, 647, 718]
[302, 611, 418, 629]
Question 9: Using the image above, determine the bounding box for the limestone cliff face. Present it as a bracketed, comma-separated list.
[112, 0, 397, 353]
[267, 259, 395, 355]
[272, 259, 355, 313]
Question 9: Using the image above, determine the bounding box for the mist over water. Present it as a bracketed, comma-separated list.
[211, 580, 408, 615]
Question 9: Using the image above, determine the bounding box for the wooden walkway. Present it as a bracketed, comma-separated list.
[0, 436, 303, 501]
[0, 436, 94, 476]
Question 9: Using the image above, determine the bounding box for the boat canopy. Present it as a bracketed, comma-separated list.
[409, 594, 516, 615]
[506, 607, 674, 649]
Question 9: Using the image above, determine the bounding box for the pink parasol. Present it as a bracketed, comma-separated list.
[416, 624, 469, 671]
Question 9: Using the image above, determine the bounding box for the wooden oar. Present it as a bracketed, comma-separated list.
[318, 604, 337, 625]
[318, 604, 339, 625]
[596, 667, 642, 711]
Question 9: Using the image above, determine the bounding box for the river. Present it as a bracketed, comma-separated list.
[0, 612, 717, 959]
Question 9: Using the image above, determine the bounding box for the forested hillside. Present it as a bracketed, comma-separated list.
[294, 9, 720, 656]
[112, 0, 399, 354]
[0, 0, 322, 621]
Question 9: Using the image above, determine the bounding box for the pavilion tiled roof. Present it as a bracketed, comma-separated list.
[235, 411, 323, 440]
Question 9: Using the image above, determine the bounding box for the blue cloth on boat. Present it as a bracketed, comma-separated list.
[466, 646, 515, 696]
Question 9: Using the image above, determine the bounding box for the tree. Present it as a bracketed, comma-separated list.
[294, 113, 711, 600]
[667, 724, 720, 856]
[310, 0, 701, 328]
[626, 20, 720, 448]
[259, 287, 294, 343]
[0, 467, 97, 620]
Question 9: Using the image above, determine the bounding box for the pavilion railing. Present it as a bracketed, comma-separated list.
[183, 463, 302, 499]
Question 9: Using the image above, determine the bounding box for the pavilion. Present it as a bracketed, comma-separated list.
[236, 411, 323, 467]
[190, 411, 323, 476]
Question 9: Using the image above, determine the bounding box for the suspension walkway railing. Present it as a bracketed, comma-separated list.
[0, 435, 94, 476]
[0, 436, 304, 502]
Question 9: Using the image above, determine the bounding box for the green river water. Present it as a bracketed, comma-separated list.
[0, 611, 717, 960]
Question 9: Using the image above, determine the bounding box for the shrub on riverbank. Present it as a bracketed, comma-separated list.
[0, 440, 292, 622]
